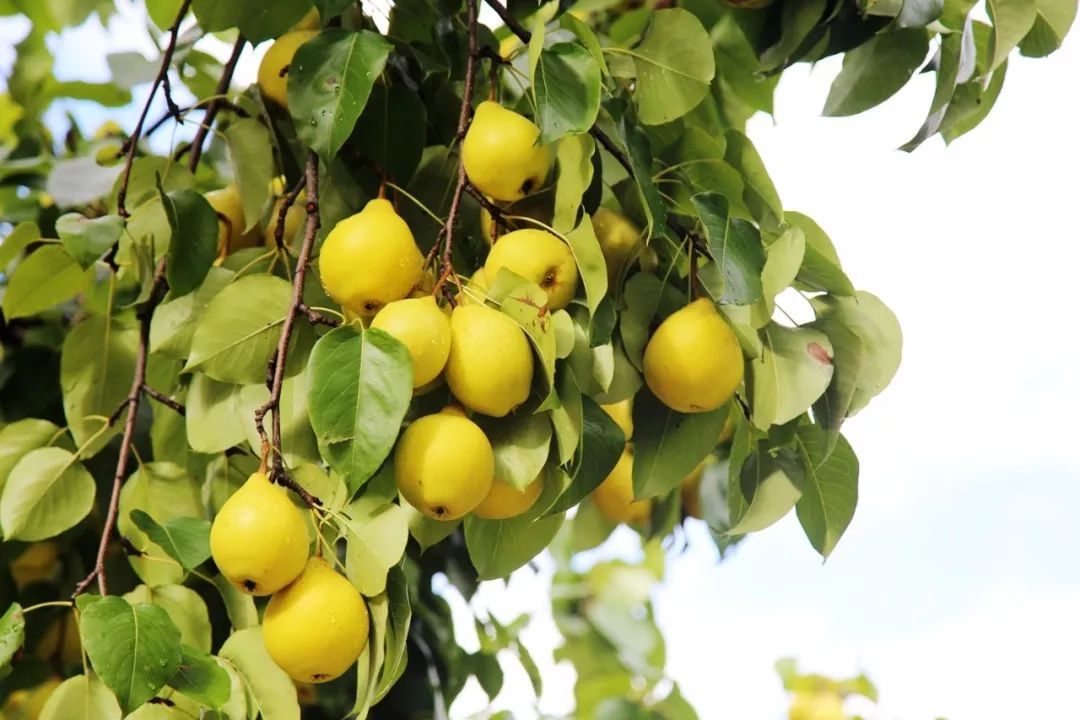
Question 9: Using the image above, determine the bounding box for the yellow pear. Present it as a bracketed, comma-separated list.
[263, 557, 369, 683]
[601, 399, 633, 442]
[445, 304, 534, 416]
[289, 7, 321, 31]
[395, 411, 494, 520]
[788, 691, 845, 720]
[459, 267, 488, 305]
[717, 404, 736, 444]
[479, 191, 555, 246]
[680, 459, 708, 519]
[473, 474, 543, 520]
[206, 185, 261, 257]
[593, 448, 650, 525]
[644, 298, 744, 413]
[257, 30, 318, 108]
[484, 228, 579, 310]
[462, 101, 550, 202]
[591, 208, 644, 288]
[10, 541, 59, 589]
[33, 614, 81, 667]
[264, 191, 306, 248]
[3, 676, 61, 719]
[209, 471, 309, 595]
[318, 198, 423, 316]
[370, 296, 452, 388]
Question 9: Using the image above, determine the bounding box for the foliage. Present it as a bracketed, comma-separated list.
[0, 0, 1070, 716]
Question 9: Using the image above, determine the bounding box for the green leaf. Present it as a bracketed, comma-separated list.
[630, 9, 716, 125]
[547, 396, 624, 514]
[82, 596, 184, 712]
[532, 41, 601, 144]
[1019, 0, 1077, 56]
[211, 574, 258, 631]
[750, 324, 834, 430]
[786, 212, 854, 295]
[727, 450, 802, 535]
[724, 130, 783, 231]
[373, 565, 411, 701]
[482, 411, 552, 492]
[238, 374, 321, 467]
[130, 510, 212, 569]
[900, 24, 977, 151]
[490, 275, 558, 388]
[565, 217, 609, 317]
[343, 500, 409, 596]
[988, 0, 1038, 70]
[553, 132, 595, 233]
[151, 267, 235, 358]
[0, 221, 40, 266]
[823, 29, 930, 117]
[218, 627, 301, 720]
[184, 274, 301, 384]
[618, 113, 667, 236]
[168, 645, 231, 708]
[759, 0, 827, 70]
[941, 58, 1008, 143]
[307, 325, 413, 494]
[465, 502, 565, 580]
[185, 373, 246, 453]
[352, 83, 427, 186]
[161, 187, 219, 296]
[693, 193, 766, 305]
[56, 213, 123, 268]
[402, 499, 460, 551]
[118, 463, 203, 587]
[672, 128, 745, 207]
[50, 80, 131, 106]
[752, 226, 806, 326]
[123, 584, 212, 654]
[2, 245, 88, 319]
[795, 427, 859, 558]
[223, 118, 274, 236]
[289, 28, 392, 162]
[192, 0, 311, 41]
[39, 675, 122, 720]
[631, 390, 728, 499]
[0, 418, 60, 498]
[61, 314, 138, 456]
[560, 13, 610, 75]
[0, 603, 24, 670]
[0, 448, 95, 541]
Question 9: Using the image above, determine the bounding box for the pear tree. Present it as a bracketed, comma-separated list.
[0, 0, 1073, 717]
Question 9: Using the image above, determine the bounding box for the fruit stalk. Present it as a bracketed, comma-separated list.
[431, 0, 479, 297]
[253, 150, 323, 509]
[187, 35, 246, 171]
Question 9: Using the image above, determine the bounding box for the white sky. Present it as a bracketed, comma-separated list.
[3, 7, 1079, 720]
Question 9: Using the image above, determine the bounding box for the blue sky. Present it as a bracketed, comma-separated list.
[3, 6, 1079, 719]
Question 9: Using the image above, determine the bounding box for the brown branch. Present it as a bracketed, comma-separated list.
[145, 98, 248, 139]
[188, 35, 246, 172]
[297, 303, 341, 327]
[254, 151, 323, 509]
[483, 0, 531, 43]
[431, 0, 480, 298]
[73, 259, 170, 597]
[142, 384, 186, 416]
[463, 181, 509, 236]
[272, 175, 306, 251]
[115, 0, 192, 218]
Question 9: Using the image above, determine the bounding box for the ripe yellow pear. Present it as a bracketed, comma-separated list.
[257, 30, 318, 108]
[601, 399, 633, 442]
[395, 411, 494, 520]
[209, 471, 309, 595]
[319, 198, 423, 316]
[289, 7, 321, 31]
[788, 691, 845, 720]
[484, 228, 579, 310]
[10, 541, 59, 589]
[591, 208, 644, 288]
[264, 192, 306, 248]
[459, 267, 488, 305]
[445, 304, 534, 416]
[592, 448, 651, 525]
[479, 192, 555, 246]
[370, 296, 452, 388]
[680, 459, 708, 519]
[3, 676, 61, 719]
[462, 101, 550, 202]
[473, 474, 543, 520]
[644, 298, 744, 413]
[263, 557, 369, 683]
[206, 185, 261, 257]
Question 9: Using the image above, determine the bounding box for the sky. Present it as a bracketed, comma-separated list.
[3, 5, 1080, 720]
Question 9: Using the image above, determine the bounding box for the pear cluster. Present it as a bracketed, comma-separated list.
[209, 471, 369, 683]
[203, 181, 308, 261]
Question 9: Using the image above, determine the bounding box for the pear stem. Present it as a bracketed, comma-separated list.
[253, 151, 323, 510]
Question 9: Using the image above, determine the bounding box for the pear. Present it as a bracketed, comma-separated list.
[788, 691, 845, 720]
[318, 198, 423, 317]
[370, 296, 452, 388]
[445, 304, 534, 417]
[643, 298, 744, 413]
[257, 30, 318, 108]
[462, 101, 550, 202]
[263, 557, 369, 683]
[209, 471, 309, 595]
[264, 191, 306, 249]
[395, 411, 494, 520]
[484, 228, 579, 310]
[601, 398, 633, 442]
[592, 448, 651, 525]
[206, 185, 261, 258]
[679, 458, 709, 520]
[591, 208, 645, 289]
[473, 474, 544, 520]
[479, 191, 555, 246]
[10, 541, 59, 589]
[459, 267, 489, 305]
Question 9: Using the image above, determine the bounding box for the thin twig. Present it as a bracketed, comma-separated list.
[297, 303, 341, 327]
[142, 385, 186, 416]
[272, 176, 306, 251]
[188, 36, 246, 172]
[254, 151, 323, 509]
[463, 181, 509, 236]
[483, 0, 531, 43]
[114, 0, 192, 218]
[73, 259, 169, 597]
[431, 0, 480, 298]
[145, 98, 248, 139]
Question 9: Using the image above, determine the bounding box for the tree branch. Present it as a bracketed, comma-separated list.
[142, 384, 186, 416]
[271, 175, 306, 251]
[187, 35, 246, 172]
[483, 0, 531, 44]
[431, 0, 480, 298]
[115, 0, 192, 218]
[254, 151, 323, 509]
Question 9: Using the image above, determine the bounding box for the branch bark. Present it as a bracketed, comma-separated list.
[253, 151, 322, 509]
[188, 36, 246, 172]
